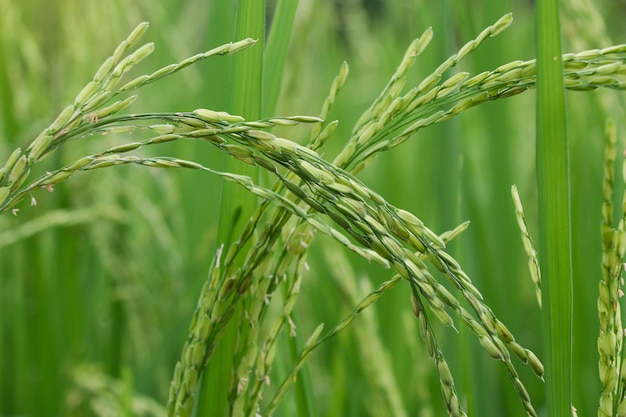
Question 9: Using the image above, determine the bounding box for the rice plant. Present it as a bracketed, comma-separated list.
[2, 1, 626, 416]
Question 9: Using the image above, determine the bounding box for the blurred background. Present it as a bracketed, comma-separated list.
[1, 0, 625, 416]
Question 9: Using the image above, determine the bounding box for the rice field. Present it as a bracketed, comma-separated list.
[1, 0, 626, 416]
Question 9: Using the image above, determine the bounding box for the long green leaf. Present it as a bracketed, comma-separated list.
[263, 0, 299, 116]
[536, 0, 572, 416]
[197, 1, 264, 416]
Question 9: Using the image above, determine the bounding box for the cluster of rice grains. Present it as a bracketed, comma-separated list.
[0, 22, 256, 214]
[598, 120, 626, 417]
[162, 15, 546, 417]
[511, 185, 542, 308]
[4, 13, 626, 417]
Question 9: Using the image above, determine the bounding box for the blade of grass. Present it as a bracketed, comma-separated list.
[263, 0, 299, 116]
[230, 0, 265, 121]
[216, 1, 264, 249]
[196, 1, 264, 416]
[536, 0, 572, 416]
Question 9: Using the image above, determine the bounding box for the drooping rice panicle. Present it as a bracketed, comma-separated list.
[9, 13, 626, 417]
[19, 26, 255, 171]
[1, 64, 555, 416]
[6, 80, 546, 382]
[334, 13, 514, 171]
[410, 283, 468, 417]
[331, 13, 626, 174]
[30, 131, 542, 415]
[6, 14, 626, 217]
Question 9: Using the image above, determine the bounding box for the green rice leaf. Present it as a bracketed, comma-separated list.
[536, 0, 573, 415]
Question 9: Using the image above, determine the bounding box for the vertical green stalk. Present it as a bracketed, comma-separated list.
[196, 1, 264, 416]
[536, 0, 572, 416]
[263, 0, 299, 116]
[230, 0, 265, 122]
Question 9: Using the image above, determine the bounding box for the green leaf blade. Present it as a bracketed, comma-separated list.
[536, 0, 572, 416]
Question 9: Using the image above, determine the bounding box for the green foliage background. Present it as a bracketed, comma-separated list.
[1, 0, 625, 416]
